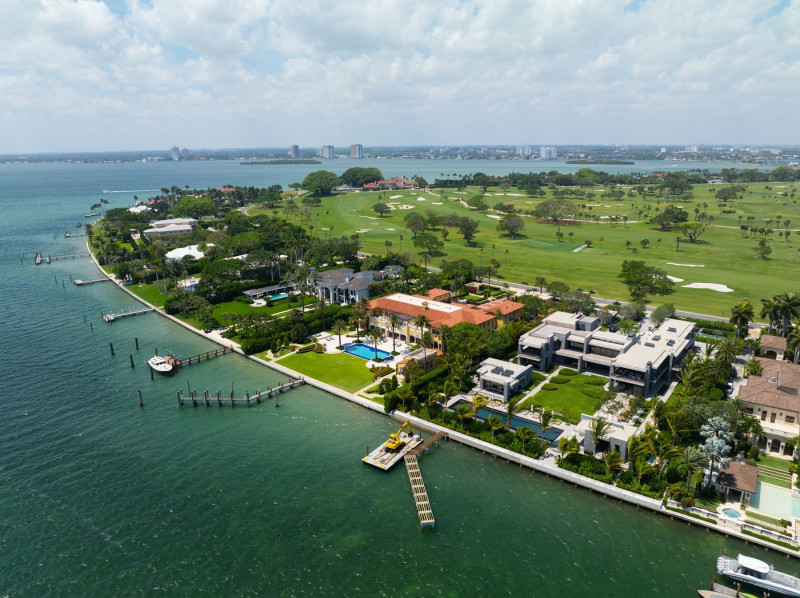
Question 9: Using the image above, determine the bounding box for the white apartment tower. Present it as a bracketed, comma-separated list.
[540, 146, 558, 160]
[350, 144, 363, 159]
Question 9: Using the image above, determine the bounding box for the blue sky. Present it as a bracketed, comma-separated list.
[0, 0, 798, 153]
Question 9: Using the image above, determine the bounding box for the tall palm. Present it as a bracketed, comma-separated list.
[441, 380, 460, 405]
[775, 292, 800, 336]
[349, 313, 362, 341]
[488, 414, 505, 440]
[589, 417, 611, 454]
[604, 450, 623, 474]
[728, 299, 754, 338]
[439, 323, 452, 353]
[388, 314, 400, 352]
[366, 326, 385, 360]
[760, 296, 780, 334]
[787, 328, 800, 364]
[534, 276, 546, 293]
[558, 436, 580, 457]
[517, 426, 535, 452]
[538, 409, 554, 442]
[505, 396, 522, 426]
[472, 394, 489, 415]
[680, 445, 707, 491]
[332, 319, 347, 348]
[456, 403, 474, 430]
[713, 335, 742, 367]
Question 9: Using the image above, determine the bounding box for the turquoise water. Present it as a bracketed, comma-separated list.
[722, 508, 741, 519]
[344, 342, 390, 360]
[455, 400, 564, 442]
[0, 159, 774, 596]
[270, 292, 288, 301]
[751, 481, 794, 520]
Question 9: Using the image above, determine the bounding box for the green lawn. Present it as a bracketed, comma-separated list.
[755, 454, 792, 471]
[126, 281, 172, 307]
[248, 181, 800, 316]
[276, 351, 376, 393]
[523, 373, 604, 424]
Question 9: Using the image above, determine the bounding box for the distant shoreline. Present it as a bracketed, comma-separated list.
[241, 159, 321, 165]
[566, 159, 635, 165]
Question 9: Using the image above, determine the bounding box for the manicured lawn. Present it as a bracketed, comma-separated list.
[127, 281, 172, 307]
[524, 373, 604, 424]
[755, 454, 791, 471]
[277, 351, 376, 393]
[251, 182, 800, 316]
[694, 494, 722, 512]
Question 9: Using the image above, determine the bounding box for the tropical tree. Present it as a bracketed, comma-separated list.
[604, 450, 623, 474]
[537, 409, 554, 442]
[534, 276, 547, 293]
[388, 314, 400, 352]
[679, 445, 707, 491]
[505, 396, 522, 426]
[700, 416, 734, 488]
[788, 328, 800, 364]
[588, 417, 611, 454]
[442, 380, 460, 405]
[349, 313, 363, 341]
[456, 403, 474, 430]
[517, 426, 535, 452]
[558, 436, 580, 457]
[760, 296, 780, 334]
[472, 395, 489, 415]
[729, 299, 754, 338]
[488, 414, 505, 440]
[366, 326, 386, 360]
[332, 319, 347, 348]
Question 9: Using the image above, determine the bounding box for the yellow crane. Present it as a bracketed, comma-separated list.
[385, 421, 413, 451]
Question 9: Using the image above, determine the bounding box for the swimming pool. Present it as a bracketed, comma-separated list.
[721, 508, 741, 519]
[455, 401, 563, 442]
[270, 293, 288, 301]
[344, 343, 390, 361]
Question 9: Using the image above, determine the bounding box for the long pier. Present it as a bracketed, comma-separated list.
[404, 454, 435, 529]
[103, 307, 154, 322]
[75, 278, 112, 286]
[166, 346, 233, 368]
[177, 378, 305, 407]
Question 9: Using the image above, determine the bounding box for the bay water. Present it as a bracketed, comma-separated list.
[0, 159, 768, 596]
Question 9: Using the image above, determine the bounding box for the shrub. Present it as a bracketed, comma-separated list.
[559, 369, 578, 376]
[680, 496, 695, 509]
[550, 375, 571, 384]
[585, 377, 607, 386]
[748, 445, 761, 461]
[541, 383, 559, 391]
[297, 342, 324, 354]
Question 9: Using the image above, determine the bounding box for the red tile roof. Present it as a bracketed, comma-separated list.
[477, 299, 525, 316]
[368, 296, 494, 329]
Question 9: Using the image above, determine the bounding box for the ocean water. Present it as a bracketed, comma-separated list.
[0, 160, 774, 596]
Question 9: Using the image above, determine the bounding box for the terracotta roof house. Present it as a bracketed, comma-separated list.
[367, 293, 522, 351]
[761, 334, 787, 360]
[713, 461, 758, 502]
[738, 358, 800, 457]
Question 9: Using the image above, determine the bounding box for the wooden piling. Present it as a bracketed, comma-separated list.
[135, 337, 139, 350]
[150, 367, 154, 380]
[178, 391, 183, 406]
[246, 390, 250, 406]
[217, 389, 222, 407]
[109, 342, 115, 356]
[204, 390, 209, 407]
[137, 390, 143, 407]
[129, 354, 135, 368]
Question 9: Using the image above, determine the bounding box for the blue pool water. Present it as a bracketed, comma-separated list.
[270, 293, 288, 301]
[721, 508, 740, 519]
[344, 343, 390, 360]
[456, 401, 563, 442]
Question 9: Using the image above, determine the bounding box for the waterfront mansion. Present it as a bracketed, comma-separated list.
[518, 311, 696, 396]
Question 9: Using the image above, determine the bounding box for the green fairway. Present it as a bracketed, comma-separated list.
[525, 373, 605, 424]
[276, 351, 376, 392]
[249, 181, 800, 317]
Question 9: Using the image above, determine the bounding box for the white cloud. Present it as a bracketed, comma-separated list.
[0, 0, 799, 151]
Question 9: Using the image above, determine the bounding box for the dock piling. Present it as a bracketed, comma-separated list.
[204, 390, 210, 407]
[129, 354, 135, 368]
[217, 389, 222, 407]
[137, 390, 143, 407]
[135, 337, 139, 350]
[109, 342, 115, 356]
[178, 390, 183, 406]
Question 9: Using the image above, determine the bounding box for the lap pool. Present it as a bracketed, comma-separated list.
[455, 400, 563, 442]
[344, 343, 390, 361]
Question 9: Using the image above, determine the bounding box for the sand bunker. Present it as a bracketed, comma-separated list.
[682, 282, 734, 293]
[417, 197, 426, 201]
[432, 202, 443, 205]
[486, 214, 501, 220]
[360, 215, 379, 220]
[387, 203, 415, 210]
[390, 195, 402, 199]
[355, 229, 371, 234]
[506, 193, 524, 196]
[666, 262, 704, 267]
[386, 228, 395, 231]
[667, 276, 684, 282]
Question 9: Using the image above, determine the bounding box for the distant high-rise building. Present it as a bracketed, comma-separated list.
[169, 146, 180, 161]
[685, 144, 698, 152]
[517, 145, 532, 157]
[540, 146, 557, 160]
[289, 144, 299, 158]
[350, 144, 363, 159]
[321, 145, 335, 159]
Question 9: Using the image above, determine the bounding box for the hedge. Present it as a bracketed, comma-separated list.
[550, 375, 571, 384]
[541, 383, 558, 391]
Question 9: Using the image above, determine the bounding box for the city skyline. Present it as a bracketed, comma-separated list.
[1, 0, 798, 153]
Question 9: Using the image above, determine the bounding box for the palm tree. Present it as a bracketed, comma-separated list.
[414, 313, 430, 367]
[760, 296, 780, 334]
[604, 450, 623, 474]
[788, 328, 800, 364]
[775, 292, 800, 336]
[439, 323, 452, 353]
[332, 319, 347, 348]
[517, 426, 535, 452]
[456, 403, 474, 430]
[679, 445, 707, 491]
[713, 335, 742, 367]
[397, 386, 414, 411]
[728, 299, 754, 338]
[505, 396, 522, 426]
[349, 313, 362, 341]
[537, 409, 554, 442]
[388, 314, 400, 352]
[472, 395, 489, 415]
[558, 436, 580, 457]
[441, 380, 460, 405]
[488, 414, 505, 440]
[366, 326, 385, 360]
[535, 276, 546, 293]
[589, 417, 611, 454]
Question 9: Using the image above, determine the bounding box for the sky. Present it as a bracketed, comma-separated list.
[1, 0, 799, 153]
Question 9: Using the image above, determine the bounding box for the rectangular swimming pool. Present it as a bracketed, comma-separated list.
[455, 400, 563, 442]
[270, 293, 288, 301]
[344, 343, 390, 361]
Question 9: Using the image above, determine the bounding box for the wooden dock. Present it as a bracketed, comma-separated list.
[407, 430, 446, 457]
[178, 378, 305, 407]
[404, 454, 435, 528]
[103, 307, 154, 322]
[166, 346, 232, 368]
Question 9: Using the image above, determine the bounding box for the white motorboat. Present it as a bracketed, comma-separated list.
[147, 355, 174, 375]
[717, 552, 800, 597]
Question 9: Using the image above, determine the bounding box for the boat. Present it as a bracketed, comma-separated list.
[147, 355, 174, 376]
[698, 590, 760, 598]
[362, 422, 423, 470]
[65, 232, 72, 238]
[84, 212, 99, 217]
[35, 252, 42, 265]
[717, 552, 800, 596]
[45, 256, 51, 264]
[76, 222, 83, 227]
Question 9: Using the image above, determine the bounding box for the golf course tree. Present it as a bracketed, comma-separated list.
[372, 202, 391, 217]
[413, 233, 444, 266]
[301, 170, 342, 196]
[457, 217, 480, 246]
[650, 205, 688, 231]
[404, 212, 426, 237]
[532, 197, 577, 224]
[618, 260, 674, 302]
[676, 221, 708, 243]
[340, 167, 383, 187]
[497, 213, 526, 239]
